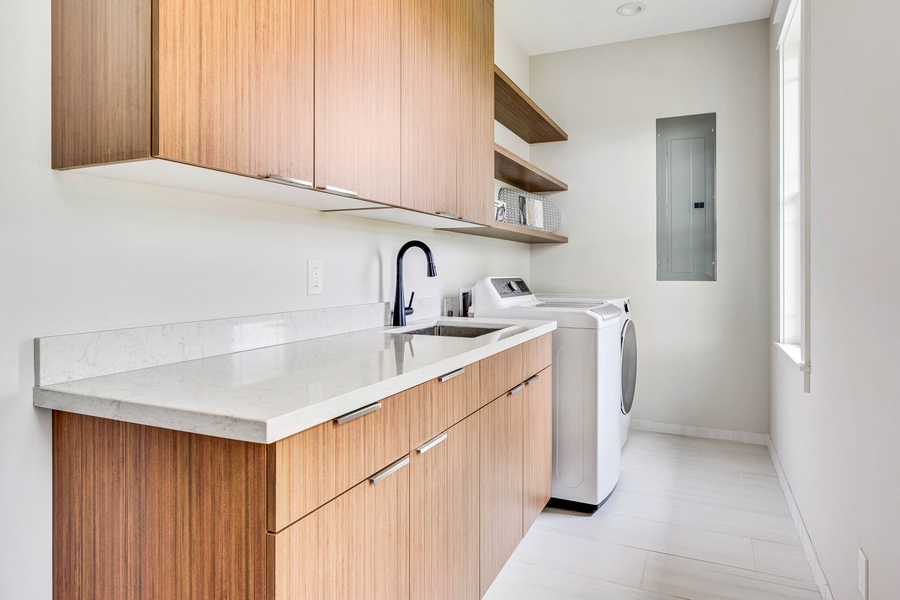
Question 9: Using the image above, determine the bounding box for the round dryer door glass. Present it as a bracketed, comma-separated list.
[621, 320, 637, 415]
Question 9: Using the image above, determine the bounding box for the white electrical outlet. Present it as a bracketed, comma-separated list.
[858, 548, 868, 599]
[307, 260, 323, 295]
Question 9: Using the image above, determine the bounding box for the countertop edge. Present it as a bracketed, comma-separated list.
[34, 320, 557, 444]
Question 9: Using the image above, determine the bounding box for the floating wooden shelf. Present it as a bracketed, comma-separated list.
[494, 144, 567, 193]
[444, 221, 567, 244]
[494, 66, 567, 144]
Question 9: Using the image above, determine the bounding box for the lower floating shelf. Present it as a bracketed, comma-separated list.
[443, 220, 567, 244]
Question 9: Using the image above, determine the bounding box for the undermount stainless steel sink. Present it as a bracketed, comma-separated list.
[400, 325, 505, 338]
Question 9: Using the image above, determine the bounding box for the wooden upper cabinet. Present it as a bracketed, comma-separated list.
[401, 0, 494, 222]
[455, 0, 495, 225]
[52, 0, 152, 168]
[53, 0, 315, 181]
[156, 0, 314, 180]
[315, 0, 401, 203]
[401, 0, 457, 216]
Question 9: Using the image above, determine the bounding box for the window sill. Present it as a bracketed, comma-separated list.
[775, 342, 811, 380]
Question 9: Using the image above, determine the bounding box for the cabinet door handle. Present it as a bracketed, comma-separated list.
[438, 367, 465, 382]
[436, 211, 458, 219]
[458, 216, 479, 223]
[266, 174, 313, 188]
[508, 383, 526, 395]
[323, 185, 359, 197]
[415, 432, 448, 454]
[524, 374, 541, 385]
[334, 402, 382, 425]
[369, 455, 410, 484]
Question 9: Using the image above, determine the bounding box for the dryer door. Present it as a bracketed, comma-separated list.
[621, 319, 637, 415]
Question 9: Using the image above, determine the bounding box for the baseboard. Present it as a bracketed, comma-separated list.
[767, 439, 833, 600]
[632, 419, 832, 599]
[630, 419, 769, 446]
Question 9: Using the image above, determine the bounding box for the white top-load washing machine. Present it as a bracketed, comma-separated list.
[473, 277, 622, 512]
[536, 293, 637, 449]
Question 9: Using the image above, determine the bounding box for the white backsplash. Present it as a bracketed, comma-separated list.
[35, 299, 442, 387]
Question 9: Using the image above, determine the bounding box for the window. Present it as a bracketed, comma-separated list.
[777, 0, 811, 390]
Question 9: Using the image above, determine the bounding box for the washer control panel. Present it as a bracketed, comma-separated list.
[490, 277, 532, 298]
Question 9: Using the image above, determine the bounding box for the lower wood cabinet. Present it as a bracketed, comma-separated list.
[410, 419, 479, 600]
[269, 456, 411, 600]
[52, 335, 552, 600]
[522, 367, 553, 534]
[477, 365, 553, 596]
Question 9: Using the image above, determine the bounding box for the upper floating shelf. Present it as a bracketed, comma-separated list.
[494, 144, 568, 193]
[494, 66, 568, 144]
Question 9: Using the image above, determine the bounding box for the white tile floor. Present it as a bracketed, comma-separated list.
[484, 431, 819, 600]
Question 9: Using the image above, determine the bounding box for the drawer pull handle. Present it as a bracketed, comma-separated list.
[508, 383, 526, 396]
[438, 368, 465, 382]
[524, 374, 541, 385]
[369, 456, 410, 484]
[334, 402, 382, 425]
[324, 185, 359, 197]
[415, 432, 448, 455]
[266, 174, 313, 188]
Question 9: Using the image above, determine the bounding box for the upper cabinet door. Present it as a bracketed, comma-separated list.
[315, 0, 401, 203]
[454, 0, 494, 225]
[155, 0, 314, 182]
[401, 0, 457, 216]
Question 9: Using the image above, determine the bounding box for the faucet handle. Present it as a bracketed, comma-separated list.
[405, 291, 415, 317]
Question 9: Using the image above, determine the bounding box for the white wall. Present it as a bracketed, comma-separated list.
[494, 18, 531, 161]
[528, 21, 771, 434]
[0, 3, 529, 598]
[768, 0, 900, 597]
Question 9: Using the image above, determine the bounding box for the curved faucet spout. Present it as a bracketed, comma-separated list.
[393, 240, 437, 326]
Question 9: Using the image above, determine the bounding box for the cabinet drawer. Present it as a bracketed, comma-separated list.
[522, 334, 552, 378]
[409, 362, 481, 448]
[478, 344, 525, 408]
[267, 391, 409, 532]
[268, 455, 411, 600]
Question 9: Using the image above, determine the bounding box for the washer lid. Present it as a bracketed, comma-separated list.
[474, 304, 622, 329]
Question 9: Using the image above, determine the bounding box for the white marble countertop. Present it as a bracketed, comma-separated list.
[34, 317, 555, 444]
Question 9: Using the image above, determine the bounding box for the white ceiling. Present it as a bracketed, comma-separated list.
[495, 0, 774, 56]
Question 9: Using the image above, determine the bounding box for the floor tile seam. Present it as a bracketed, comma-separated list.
[510, 562, 534, 599]
[642, 550, 821, 592]
[698, 514, 804, 547]
[511, 553, 647, 591]
[599, 518, 758, 571]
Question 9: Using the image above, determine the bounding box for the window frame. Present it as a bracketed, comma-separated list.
[775, 0, 811, 392]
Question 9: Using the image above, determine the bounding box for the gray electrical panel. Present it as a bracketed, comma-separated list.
[656, 113, 717, 281]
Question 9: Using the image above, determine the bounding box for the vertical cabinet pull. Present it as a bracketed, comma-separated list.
[333, 402, 382, 425]
[508, 383, 526, 395]
[369, 456, 410, 484]
[438, 367, 465, 382]
[415, 432, 448, 454]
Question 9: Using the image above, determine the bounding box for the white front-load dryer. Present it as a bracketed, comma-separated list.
[537, 293, 637, 449]
[473, 277, 622, 512]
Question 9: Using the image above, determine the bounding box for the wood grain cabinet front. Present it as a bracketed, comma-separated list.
[53, 0, 315, 183]
[267, 388, 410, 533]
[409, 420, 479, 600]
[268, 455, 411, 600]
[50, 337, 553, 600]
[400, 0, 494, 223]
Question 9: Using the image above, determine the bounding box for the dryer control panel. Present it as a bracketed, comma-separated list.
[490, 277, 532, 298]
